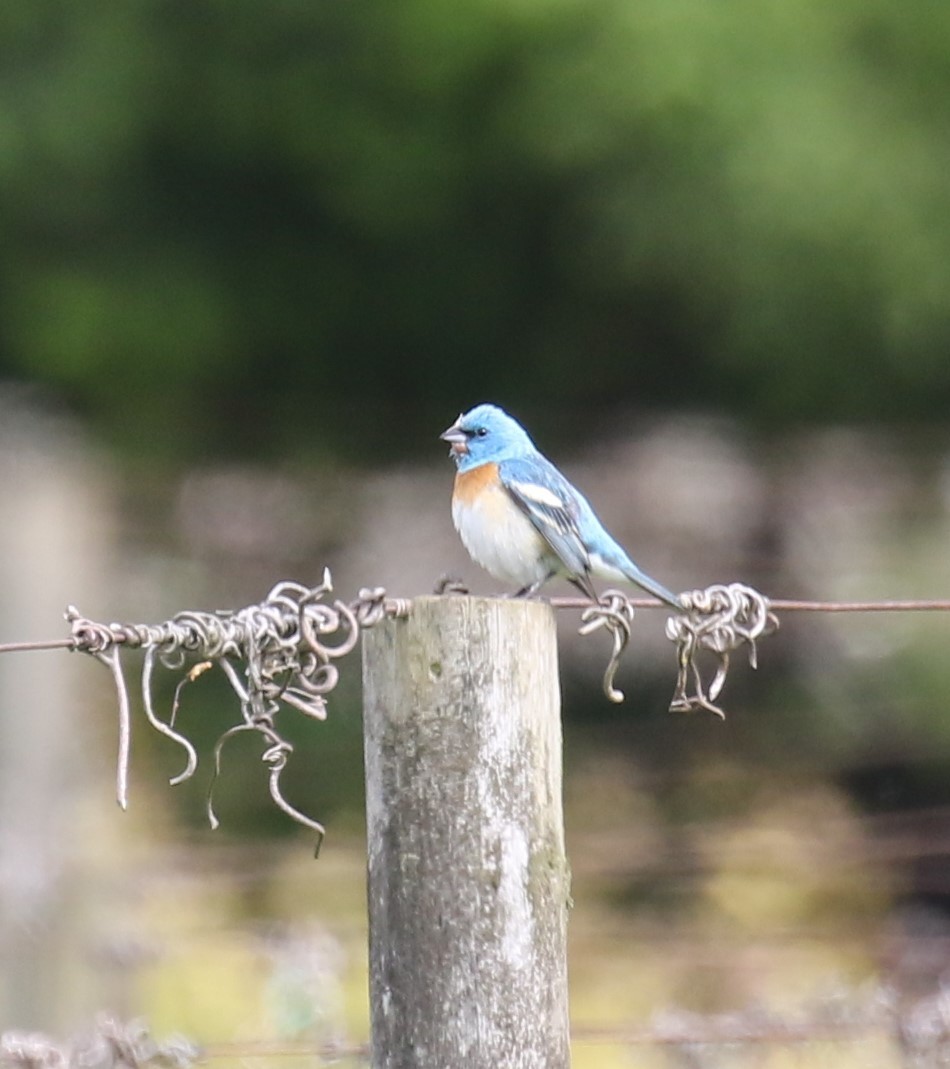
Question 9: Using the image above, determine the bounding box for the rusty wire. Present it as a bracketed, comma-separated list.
[63, 571, 410, 856]
[5, 572, 947, 844]
[554, 582, 776, 715]
[58, 576, 773, 846]
[577, 590, 637, 703]
[666, 582, 779, 718]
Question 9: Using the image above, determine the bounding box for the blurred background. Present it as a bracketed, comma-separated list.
[3, 1, 950, 1065]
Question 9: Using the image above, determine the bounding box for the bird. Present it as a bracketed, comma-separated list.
[440, 403, 683, 610]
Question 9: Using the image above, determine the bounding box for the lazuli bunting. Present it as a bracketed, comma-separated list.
[441, 403, 683, 610]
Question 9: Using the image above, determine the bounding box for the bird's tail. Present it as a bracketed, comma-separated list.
[623, 563, 684, 612]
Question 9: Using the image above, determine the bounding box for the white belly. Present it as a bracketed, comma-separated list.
[452, 481, 554, 588]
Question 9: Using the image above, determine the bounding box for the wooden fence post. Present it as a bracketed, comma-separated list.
[361, 595, 571, 1069]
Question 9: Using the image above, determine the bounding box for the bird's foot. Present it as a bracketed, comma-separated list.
[510, 577, 551, 598]
[433, 575, 469, 595]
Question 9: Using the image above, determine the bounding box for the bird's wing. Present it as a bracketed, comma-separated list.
[498, 456, 595, 591]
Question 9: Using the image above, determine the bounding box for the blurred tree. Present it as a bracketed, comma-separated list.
[1, 0, 950, 458]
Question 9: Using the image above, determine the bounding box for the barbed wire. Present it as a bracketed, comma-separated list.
[576, 983, 895, 1048]
[0, 1016, 199, 1069]
[2, 573, 950, 845]
[8, 986, 950, 1067]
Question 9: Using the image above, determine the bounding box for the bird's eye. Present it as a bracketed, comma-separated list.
[475, 427, 488, 438]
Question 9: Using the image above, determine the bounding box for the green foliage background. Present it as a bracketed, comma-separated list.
[3, 1, 950, 457]
[5, 7, 950, 1051]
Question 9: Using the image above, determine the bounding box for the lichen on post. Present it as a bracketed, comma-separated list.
[362, 595, 570, 1069]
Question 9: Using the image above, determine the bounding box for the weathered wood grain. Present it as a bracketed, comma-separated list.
[362, 595, 570, 1069]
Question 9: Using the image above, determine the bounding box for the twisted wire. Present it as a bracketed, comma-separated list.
[665, 582, 779, 718]
[65, 570, 408, 855]
[578, 590, 637, 703]
[572, 583, 776, 717]
[0, 1016, 199, 1069]
[22, 573, 780, 847]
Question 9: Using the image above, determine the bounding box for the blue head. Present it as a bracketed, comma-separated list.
[440, 404, 536, 471]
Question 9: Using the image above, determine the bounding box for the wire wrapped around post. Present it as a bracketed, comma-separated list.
[62, 571, 775, 853]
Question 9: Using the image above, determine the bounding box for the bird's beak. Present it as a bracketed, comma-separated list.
[440, 417, 469, 457]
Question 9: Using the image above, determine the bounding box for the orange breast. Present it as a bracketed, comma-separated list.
[454, 462, 500, 506]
